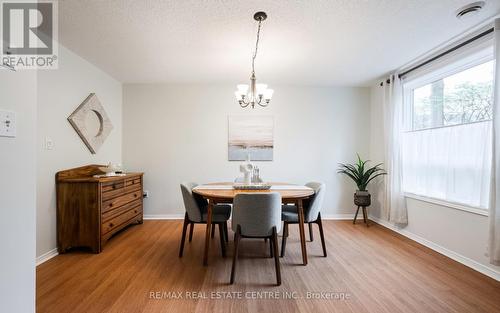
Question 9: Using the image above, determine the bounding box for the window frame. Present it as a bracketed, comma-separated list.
[401, 46, 494, 213]
[403, 52, 494, 133]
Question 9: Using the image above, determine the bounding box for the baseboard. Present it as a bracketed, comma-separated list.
[36, 248, 58, 266]
[144, 213, 362, 221]
[370, 216, 500, 282]
[144, 214, 184, 220]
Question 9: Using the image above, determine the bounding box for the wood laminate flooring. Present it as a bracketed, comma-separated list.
[36, 220, 500, 313]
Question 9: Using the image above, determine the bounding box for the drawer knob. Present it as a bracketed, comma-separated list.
[134, 193, 138, 198]
[112, 184, 117, 189]
[109, 223, 114, 227]
[134, 210, 138, 213]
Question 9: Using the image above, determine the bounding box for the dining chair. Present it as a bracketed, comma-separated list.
[179, 183, 231, 258]
[281, 182, 327, 258]
[230, 193, 282, 286]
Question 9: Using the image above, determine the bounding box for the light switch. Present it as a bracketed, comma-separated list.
[0, 110, 16, 137]
[45, 137, 54, 150]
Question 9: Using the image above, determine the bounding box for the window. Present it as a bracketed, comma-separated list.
[402, 52, 494, 210]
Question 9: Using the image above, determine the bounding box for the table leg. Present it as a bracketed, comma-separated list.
[203, 200, 213, 266]
[297, 199, 308, 265]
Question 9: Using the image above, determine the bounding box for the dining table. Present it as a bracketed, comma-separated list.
[192, 182, 315, 266]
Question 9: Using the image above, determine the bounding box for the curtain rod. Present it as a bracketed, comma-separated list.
[398, 27, 494, 79]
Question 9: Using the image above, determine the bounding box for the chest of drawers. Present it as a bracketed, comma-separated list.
[56, 165, 144, 253]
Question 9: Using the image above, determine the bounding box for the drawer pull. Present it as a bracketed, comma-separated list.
[134, 193, 138, 198]
[134, 210, 138, 214]
[109, 223, 114, 228]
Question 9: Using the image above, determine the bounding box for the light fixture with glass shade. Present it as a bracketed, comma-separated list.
[235, 12, 274, 109]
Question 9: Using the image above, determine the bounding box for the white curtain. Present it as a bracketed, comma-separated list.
[489, 18, 500, 266]
[403, 121, 492, 209]
[383, 75, 408, 225]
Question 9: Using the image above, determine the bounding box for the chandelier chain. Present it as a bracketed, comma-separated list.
[251, 20, 262, 74]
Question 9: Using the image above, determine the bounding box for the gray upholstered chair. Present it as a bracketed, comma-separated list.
[230, 193, 282, 286]
[179, 183, 231, 258]
[281, 182, 327, 257]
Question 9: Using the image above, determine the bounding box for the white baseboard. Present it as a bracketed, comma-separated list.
[370, 216, 500, 282]
[144, 213, 362, 221]
[144, 214, 184, 220]
[36, 248, 58, 266]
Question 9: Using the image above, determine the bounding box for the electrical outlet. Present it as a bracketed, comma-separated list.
[0, 110, 16, 137]
[143, 190, 150, 198]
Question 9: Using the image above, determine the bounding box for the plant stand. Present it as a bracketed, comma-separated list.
[353, 192, 371, 227]
[353, 206, 369, 227]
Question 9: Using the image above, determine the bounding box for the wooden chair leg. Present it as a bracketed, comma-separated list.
[272, 227, 281, 286]
[362, 206, 369, 227]
[179, 213, 189, 257]
[230, 225, 241, 284]
[308, 223, 314, 242]
[354, 206, 360, 224]
[211, 224, 215, 238]
[224, 221, 229, 243]
[218, 223, 226, 257]
[317, 213, 327, 257]
[281, 222, 288, 257]
[188, 222, 194, 242]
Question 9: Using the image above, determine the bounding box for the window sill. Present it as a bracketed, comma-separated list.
[404, 193, 488, 217]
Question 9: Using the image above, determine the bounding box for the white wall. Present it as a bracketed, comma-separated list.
[36, 45, 122, 259]
[123, 84, 370, 218]
[0, 70, 37, 312]
[369, 84, 500, 280]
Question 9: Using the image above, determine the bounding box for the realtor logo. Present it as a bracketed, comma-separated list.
[1, 0, 58, 69]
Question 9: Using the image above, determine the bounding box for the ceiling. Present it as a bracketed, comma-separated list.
[59, 0, 500, 86]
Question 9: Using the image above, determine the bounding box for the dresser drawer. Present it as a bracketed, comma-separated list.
[101, 206, 143, 235]
[102, 189, 142, 213]
[102, 182, 141, 201]
[102, 199, 142, 222]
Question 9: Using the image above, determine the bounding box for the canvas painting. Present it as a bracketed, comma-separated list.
[228, 115, 274, 161]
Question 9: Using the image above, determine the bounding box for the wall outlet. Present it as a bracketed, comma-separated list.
[0, 110, 16, 137]
[143, 190, 150, 198]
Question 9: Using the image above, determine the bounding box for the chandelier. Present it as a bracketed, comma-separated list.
[234, 11, 274, 109]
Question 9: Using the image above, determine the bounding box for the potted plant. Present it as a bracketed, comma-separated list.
[337, 154, 386, 207]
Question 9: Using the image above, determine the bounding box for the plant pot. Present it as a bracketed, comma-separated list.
[354, 190, 371, 207]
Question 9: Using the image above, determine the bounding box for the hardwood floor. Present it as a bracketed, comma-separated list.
[36, 220, 500, 313]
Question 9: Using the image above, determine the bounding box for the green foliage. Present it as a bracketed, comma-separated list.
[337, 154, 386, 191]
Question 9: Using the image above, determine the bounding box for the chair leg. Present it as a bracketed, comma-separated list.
[308, 223, 314, 242]
[179, 213, 189, 258]
[211, 224, 215, 238]
[269, 235, 273, 258]
[188, 222, 194, 242]
[230, 225, 241, 284]
[224, 221, 229, 243]
[281, 222, 289, 257]
[362, 206, 369, 227]
[354, 206, 360, 224]
[272, 227, 281, 286]
[317, 213, 327, 257]
[218, 223, 226, 257]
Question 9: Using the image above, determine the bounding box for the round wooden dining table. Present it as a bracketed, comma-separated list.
[193, 182, 315, 266]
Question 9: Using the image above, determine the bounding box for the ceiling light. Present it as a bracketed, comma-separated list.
[235, 11, 273, 109]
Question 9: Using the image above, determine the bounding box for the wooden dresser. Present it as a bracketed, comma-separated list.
[56, 165, 144, 253]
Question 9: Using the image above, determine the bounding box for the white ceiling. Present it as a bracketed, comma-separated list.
[59, 0, 500, 86]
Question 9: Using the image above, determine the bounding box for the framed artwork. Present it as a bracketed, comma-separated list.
[228, 115, 274, 161]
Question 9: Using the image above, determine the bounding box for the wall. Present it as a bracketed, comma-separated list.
[369, 84, 500, 280]
[36, 45, 122, 260]
[123, 84, 370, 218]
[0, 70, 37, 312]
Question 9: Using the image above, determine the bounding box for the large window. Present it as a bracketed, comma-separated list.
[402, 53, 494, 210]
